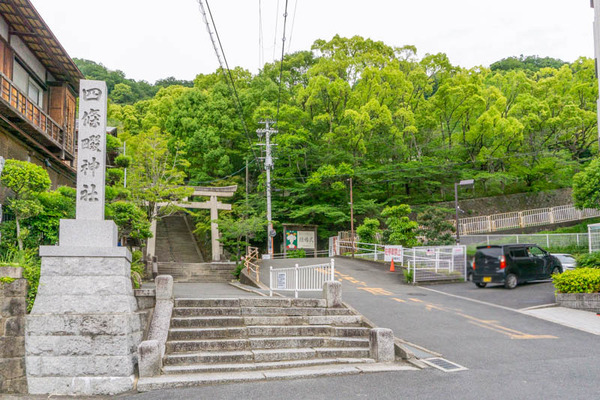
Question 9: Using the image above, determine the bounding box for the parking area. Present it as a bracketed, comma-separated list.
[421, 279, 557, 310]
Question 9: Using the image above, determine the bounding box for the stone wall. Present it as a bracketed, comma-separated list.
[556, 293, 600, 312]
[0, 267, 27, 394]
[422, 188, 573, 218]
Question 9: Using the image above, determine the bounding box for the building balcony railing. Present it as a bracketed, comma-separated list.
[0, 71, 74, 160]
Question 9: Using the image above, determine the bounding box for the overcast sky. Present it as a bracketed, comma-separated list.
[31, 0, 595, 84]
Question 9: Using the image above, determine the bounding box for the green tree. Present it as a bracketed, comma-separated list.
[106, 201, 152, 246]
[573, 158, 600, 210]
[356, 217, 381, 244]
[0, 160, 51, 250]
[417, 207, 456, 245]
[381, 204, 418, 246]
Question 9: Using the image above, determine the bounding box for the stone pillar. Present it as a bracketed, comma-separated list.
[369, 328, 395, 362]
[322, 281, 342, 308]
[210, 196, 221, 261]
[25, 80, 143, 396]
[0, 267, 28, 394]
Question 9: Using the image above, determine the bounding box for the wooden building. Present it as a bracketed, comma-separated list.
[0, 0, 83, 188]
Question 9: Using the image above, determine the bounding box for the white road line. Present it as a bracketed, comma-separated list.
[417, 286, 599, 336]
[416, 286, 520, 313]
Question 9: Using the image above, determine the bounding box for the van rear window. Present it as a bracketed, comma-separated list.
[476, 248, 502, 258]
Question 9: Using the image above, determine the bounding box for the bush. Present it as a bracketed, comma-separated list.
[287, 249, 306, 258]
[130, 250, 145, 289]
[233, 263, 244, 279]
[575, 252, 600, 269]
[1, 249, 40, 312]
[552, 268, 600, 293]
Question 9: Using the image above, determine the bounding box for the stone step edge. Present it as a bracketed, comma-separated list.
[162, 357, 375, 374]
[166, 336, 370, 346]
[137, 362, 418, 392]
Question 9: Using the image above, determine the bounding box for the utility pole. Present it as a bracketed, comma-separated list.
[593, 1, 600, 149]
[257, 120, 277, 258]
[245, 158, 249, 254]
[349, 177, 354, 258]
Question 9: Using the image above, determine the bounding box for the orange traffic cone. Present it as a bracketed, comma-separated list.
[390, 259, 396, 272]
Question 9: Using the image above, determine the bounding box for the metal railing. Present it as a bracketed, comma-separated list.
[457, 204, 600, 235]
[263, 250, 330, 260]
[244, 246, 260, 281]
[269, 259, 335, 298]
[0, 72, 71, 154]
[333, 239, 467, 283]
[461, 233, 589, 251]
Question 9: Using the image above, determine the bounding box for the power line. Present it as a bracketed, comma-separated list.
[258, 0, 264, 69]
[197, 0, 260, 166]
[268, 149, 579, 186]
[194, 159, 256, 185]
[275, 0, 290, 125]
[272, 0, 280, 62]
[287, 0, 298, 52]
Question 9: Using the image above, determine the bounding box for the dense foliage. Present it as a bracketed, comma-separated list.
[552, 268, 600, 293]
[80, 36, 597, 250]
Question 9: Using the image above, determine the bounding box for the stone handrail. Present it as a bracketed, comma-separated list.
[138, 275, 174, 377]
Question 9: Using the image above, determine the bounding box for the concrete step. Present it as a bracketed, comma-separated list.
[240, 307, 354, 316]
[162, 357, 375, 375]
[251, 347, 370, 362]
[164, 350, 255, 366]
[167, 338, 249, 353]
[248, 337, 369, 350]
[173, 298, 326, 308]
[171, 316, 244, 328]
[246, 325, 333, 337]
[173, 307, 241, 317]
[138, 363, 417, 391]
[172, 307, 353, 318]
[169, 327, 247, 340]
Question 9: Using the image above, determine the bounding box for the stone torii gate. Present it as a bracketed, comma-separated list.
[148, 185, 237, 262]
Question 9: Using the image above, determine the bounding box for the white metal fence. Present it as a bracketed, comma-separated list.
[269, 259, 335, 298]
[461, 233, 589, 251]
[588, 223, 600, 253]
[333, 240, 467, 283]
[457, 204, 600, 235]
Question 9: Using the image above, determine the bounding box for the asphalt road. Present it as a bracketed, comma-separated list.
[123, 257, 600, 400]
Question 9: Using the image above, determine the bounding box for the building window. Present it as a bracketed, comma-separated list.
[13, 59, 44, 108]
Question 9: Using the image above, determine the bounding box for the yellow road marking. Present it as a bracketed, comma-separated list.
[392, 298, 406, 303]
[409, 298, 424, 303]
[357, 287, 393, 296]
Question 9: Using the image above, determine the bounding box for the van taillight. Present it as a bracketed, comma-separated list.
[472, 260, 476, 270]
[500, 255, 506, 269]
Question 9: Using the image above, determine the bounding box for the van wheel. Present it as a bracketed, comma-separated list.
[475, 282, 487, 288]
[467, 273, 473, 282]
[505, 273, 518, 289]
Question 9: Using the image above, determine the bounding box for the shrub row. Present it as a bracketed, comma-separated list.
[552, 268, 600, 294]
[575, 252, 600, 269]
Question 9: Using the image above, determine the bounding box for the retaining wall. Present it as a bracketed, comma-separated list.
[555, 293, 600, 312]
[0, 267, 27, 394]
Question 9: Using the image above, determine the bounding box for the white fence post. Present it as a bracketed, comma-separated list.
[269, 266, 273, 297]
[546, 234, 550, 248]
[435, 249, 439, 273]
[331, 259, 335, 281]
[294, 264, 299, 299]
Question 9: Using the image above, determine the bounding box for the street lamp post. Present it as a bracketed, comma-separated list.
[454, 179, 474, 244]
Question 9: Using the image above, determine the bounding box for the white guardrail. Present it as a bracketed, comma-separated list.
[334, 240, 467, 283]
[457, 204, 600, 235]
[269, 260, 335, 298]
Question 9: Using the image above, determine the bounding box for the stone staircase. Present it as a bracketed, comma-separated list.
[137, 297, 413, 391]
[156, 215, 203, 263]
[155, 215, 236, 282]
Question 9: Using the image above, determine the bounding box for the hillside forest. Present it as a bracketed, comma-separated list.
[9, 35, 599, 256]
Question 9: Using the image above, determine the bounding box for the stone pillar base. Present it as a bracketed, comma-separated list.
[25, 247, 143, 396]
